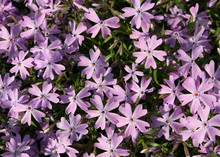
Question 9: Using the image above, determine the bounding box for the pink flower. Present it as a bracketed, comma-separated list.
[159, 75, 183, 105]
[123, 63, 144, 83]
[112, 83, 133, 103]
[151, 107, 184, 140]
[86, 95, 119, 130]
[0, 23, 26, 56]
[85, 73, 116, 98]
[60, 86, 91, 115]
[28, 81, 59, 110]
[122, 0, 155, 29]
[133, 36, 166, 69]
[117, 103, 150, 138]
[0, 73, 15, 99]
[179, 77, 216, 114]
[34, 50, 65, 80]
[44, 138, 66, 157]
[17, 103, 45, 126]
[20, 12, 45, 43]
[204, 60, 220, 90]
[68, 20, 87, 46]
[84, 8, 120, 39]
[1, 88, 29, 119]
[190, 106, 220, 147]
[176, 47, 202, 79]
[95, 134, 129, 157]
[56, 114, 88, 143]
[130, 77, 154, 102]
[78, 48, 109, 79]
[10, 51, 34, 79]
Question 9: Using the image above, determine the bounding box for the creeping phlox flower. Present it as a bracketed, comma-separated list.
[84, 8, 120, 39]
[78, 47, 109, 79]
[122, 0, 155, 29]
[204, 60, 220, 90]
[151, 107, 184, 140]
[67, 20, 87, 47]
[131, 77, 154, 102]
[176, 47, 202, 79]
[0, 0, 219, 156]
[2, 135, 31, 157]
[28, 81, 59, 110]
[0, 23, 26, 56]
[85, 73, 116, 98]
[123, 63, 144, 83]
[0, 73, 15, 99]
[60, 86, 91, 115]
[95, 132, 130, 157]
[56, 114, 88, 143]
[181, 106, 220, 147]
[44, 138, 66, 157]
[86, 95, 119, 130]
[112, 83, 133, 103]
[34, 50, 65, 80]
[1, 88, 29, 119]
[159, 75, 183, 105]
[189, 3, 211, 29]
[117, 103, 150, 138]
[17, 102, 45, 126]
[179, 77, 216, 114]
[20, 12, 45, 43]
[133, 36, 167, 69]
[10, 51, 34, 80]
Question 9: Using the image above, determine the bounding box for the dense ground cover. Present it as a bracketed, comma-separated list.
[0, 0, 220, 156]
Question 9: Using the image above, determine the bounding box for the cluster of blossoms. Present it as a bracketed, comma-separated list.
[0, 0, 219, 156]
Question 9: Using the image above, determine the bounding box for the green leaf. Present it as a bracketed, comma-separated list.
[60, 6, 70, 18]
[54, 10, 60, 20]
[183, 141, 193, 148]
[103, 36, 113, 44]
[210, 150, 218, 157]
[135, 96, 140, 104]
[153, 69, 159, 84]
[146, 142, 160, 147]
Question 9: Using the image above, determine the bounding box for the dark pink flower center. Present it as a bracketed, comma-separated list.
[194, 93, 198, 97]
